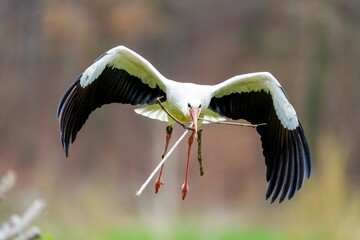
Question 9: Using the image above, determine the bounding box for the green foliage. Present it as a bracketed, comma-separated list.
[92, 227, 285, 240]
[102, 228, 151, 240]
[42, 234, 55, 240]
[215, 228, 285, 240]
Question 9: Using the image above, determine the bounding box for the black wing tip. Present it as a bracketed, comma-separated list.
[58, 80, 82, 158]
[265, 124, 312, 204]
[266, 187, 297, 204]
[298, 121, 312, 179]
[64, 143, 70, 157]
[60, 134, 70, 157]
[57, 75, 82, 118]
[64, 150, 69, 158]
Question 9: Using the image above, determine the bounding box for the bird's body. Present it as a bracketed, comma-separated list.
[136, 81, 216, 125]
[57, 45, 311, 202]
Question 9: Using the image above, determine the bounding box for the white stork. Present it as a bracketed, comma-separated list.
[57, 46, 311, 203]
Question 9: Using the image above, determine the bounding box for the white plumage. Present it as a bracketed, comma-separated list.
[58, 45, 311, 202]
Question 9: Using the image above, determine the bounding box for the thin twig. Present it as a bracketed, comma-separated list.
[156, 97, 196, 131]
[197, 130, 204, 176]
[199, 117, 266, 128]
[0, 199, 46, 240]
[0, 171, 16, 200]
[136, 125, 192, 197]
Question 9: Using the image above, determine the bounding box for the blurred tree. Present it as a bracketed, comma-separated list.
[0, 1, 360, 230]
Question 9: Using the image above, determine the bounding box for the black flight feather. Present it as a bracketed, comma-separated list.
[57, 66, 166, 156]
[208, 90, 312, 203]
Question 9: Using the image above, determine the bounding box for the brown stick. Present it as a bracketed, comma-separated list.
[199, 118, 266, 128]
[197, 129, 204, 176]
[156, 97, 196, 131]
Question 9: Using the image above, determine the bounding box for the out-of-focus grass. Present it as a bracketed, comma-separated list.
[282, 134, 360, 240]
[99, 227, 285, 240]
[41, 219, 287, 240]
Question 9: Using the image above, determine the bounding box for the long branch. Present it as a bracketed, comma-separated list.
[136, 126, 192, 197]
[199, 118, 266, 128]
[156, 97, 195, 131]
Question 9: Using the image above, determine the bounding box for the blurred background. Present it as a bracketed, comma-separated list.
[1, 0, 360, 239]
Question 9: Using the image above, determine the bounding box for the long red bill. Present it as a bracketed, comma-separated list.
[189, 107, 200, 138]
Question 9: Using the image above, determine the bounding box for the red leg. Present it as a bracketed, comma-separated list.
[155, 125, 173, 194]
[182, 130, 195, 200]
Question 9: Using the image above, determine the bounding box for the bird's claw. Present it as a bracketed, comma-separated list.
[155, 179, 164, 194]
[181, 183, 189, 200]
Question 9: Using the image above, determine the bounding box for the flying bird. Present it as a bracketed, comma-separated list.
[57, 45, 311, 203]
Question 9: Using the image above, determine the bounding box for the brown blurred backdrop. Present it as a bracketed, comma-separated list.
[1, 0, 360, 239]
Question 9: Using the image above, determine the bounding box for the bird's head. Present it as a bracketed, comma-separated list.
[185, 100, 202, 137]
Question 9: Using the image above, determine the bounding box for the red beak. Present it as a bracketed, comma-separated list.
[189, 107, 200, 138]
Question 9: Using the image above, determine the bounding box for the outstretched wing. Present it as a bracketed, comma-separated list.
[209, 72, 311, 203]
[57, 46, 168, 156]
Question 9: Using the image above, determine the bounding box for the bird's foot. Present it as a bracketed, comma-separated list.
[155, 178, 164, 194]
[181, 183, 189, 200]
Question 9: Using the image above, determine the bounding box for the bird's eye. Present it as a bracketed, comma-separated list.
[188, 103, 191, 108]
[199, 104, 201, 108]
